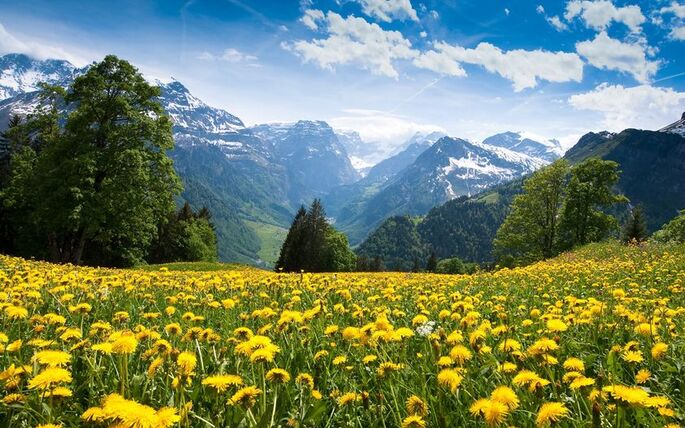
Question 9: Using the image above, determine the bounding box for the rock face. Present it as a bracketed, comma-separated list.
[250, 121, 359, 202]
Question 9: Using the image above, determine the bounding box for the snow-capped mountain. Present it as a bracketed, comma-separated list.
[659, 111, 685, 137]
[334, 135, 546, 244]
[0, 53, 84, 100]
[482, 131, 564, 162]
[250, 121, 360, 200]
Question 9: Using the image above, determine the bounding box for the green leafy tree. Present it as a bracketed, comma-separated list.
[322, 229, 356, 272]
[653, 210, 685, 243]
[558, 159, 627, 250]
[622, 205, 648, 243]
[1, 55, 181, 266]
[494, 160, 569, 265]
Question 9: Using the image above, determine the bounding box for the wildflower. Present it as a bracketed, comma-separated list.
[651, 342, 668, 360]
[176, 351, 197, 376]
[536, 402, 569, 426]
[635, 369, 651, 384]
[401, 415, 426, 428]
[295, 373, 315, 389]
[449, 345, 472, 364]
[266, 368, 291, 384]
[228, 386, 262, 408]
[437, 368, 463, 393]
[32, 350, 71, 367]
[546, 319, 568, 333]
[490, 386, 519, 410]
[202, 374, 244, 392]
[28, 368, 72, 390]
[563, 358, 585, 372]
[470, 399, 509, 426]
[337, 392, 360, 406]
[111, 335, 138, 355]
[406, 395, 428, 416]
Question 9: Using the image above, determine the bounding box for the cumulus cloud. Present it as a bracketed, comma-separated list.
[564, 0, 645, 33]
[285, 12, 417, 79]
[575, 31, 658, 83]
[355, 0, 419, 22]
[659, 2, 685, 40]
[300, 9, 325, 30]
[413, 42, 584, 91]
[0, 22, 91, 66]
[197, 48, 259, 65]
[569, 83, 685, 130]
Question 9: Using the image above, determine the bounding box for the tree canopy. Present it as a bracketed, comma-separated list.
[276, 199, 356, 272]
[0, 55, 207, 267]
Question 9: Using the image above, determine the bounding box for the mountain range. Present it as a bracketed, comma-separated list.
[0, 53, 566, 265]
[358, 116, 685, 268]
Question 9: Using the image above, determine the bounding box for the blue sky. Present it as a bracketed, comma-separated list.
[1, 0, 685, 158]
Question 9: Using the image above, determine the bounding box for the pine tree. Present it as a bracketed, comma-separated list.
[275, 205, 307, 272]
[622, 205, 648, 243]
[426, 251, 438, 272]
[371, 256, 384, 272]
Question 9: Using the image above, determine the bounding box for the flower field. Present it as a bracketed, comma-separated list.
[1, 242, 684, 427]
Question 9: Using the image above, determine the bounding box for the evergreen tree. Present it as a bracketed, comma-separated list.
[276, 201, 356, 272]
[411, 258, 421, 273]
[494, 160, 569, 265]
[356, 255, 370, 272]
[275, 206, 307, 271]
[558, 158, 626, 250]
[622, 205, 648, 243]
[426, 251, 438, 272]
[370, 256, 384, 272]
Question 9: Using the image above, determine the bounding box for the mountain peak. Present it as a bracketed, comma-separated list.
[658, 111, 685, 137]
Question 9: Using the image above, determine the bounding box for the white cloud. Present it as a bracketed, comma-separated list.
[0, 22, 91, 67]
[300, 9, 325, 30]
[659, 2, 685, 40]
[661, 2, 685, 18]
[413, 42, 584, 91]
[564, 0, 645, 33]
[569, 83, 685, 130]
[547, 15, 569, 31]
[575, 31, 658, 83]
[329, 108, 445, 157]
[355, 0, 419, 22]
[285, 12, 417, 79]
[537, 4, 568, 31]
[197, 48, 258, 64]
[671, 26, 685, 40]
[504, 8, 510, 16]
[429, 10, 439, 20]
[419, 31, 428, 38]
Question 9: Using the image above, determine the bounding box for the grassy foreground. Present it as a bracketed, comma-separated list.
[0, 242, 683, 427]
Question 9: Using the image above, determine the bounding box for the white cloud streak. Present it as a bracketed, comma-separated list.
[355, 0, 419, 22]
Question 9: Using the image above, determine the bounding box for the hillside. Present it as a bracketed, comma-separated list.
[359, 120, 685, 267]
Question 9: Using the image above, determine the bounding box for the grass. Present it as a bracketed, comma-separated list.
[245, 220, 288, 267]
[136, 261, 253, 272]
